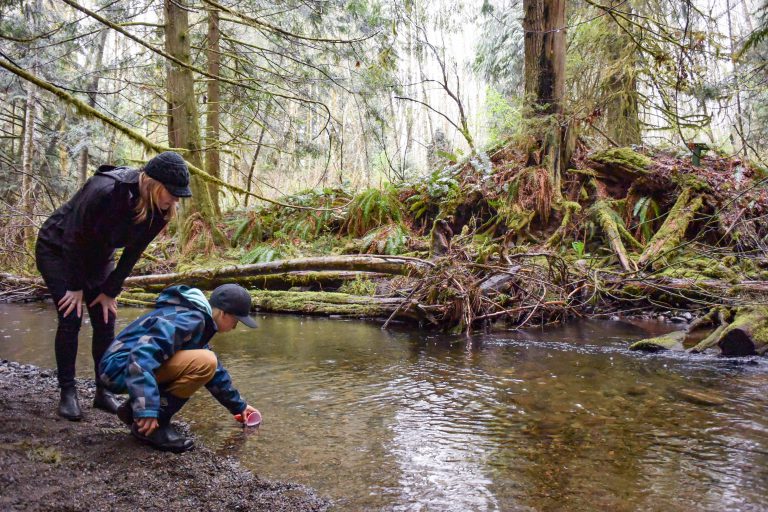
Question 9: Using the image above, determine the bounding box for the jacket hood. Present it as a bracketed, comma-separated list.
[95, 165, 139, 184]
[156, 285, 213, 318]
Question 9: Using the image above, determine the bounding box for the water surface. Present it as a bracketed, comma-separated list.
[1, 303, 767, 511]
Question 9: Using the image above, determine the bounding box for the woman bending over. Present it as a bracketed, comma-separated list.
[36, 151, 192, 420]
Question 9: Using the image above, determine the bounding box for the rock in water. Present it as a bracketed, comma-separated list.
[675, 388, 726, 406]
[629, 330, 686, 352]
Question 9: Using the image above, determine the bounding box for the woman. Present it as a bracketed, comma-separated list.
[36, 151, 192, 421]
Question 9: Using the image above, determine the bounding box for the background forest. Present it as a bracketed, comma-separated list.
[2, 0, 768, 336]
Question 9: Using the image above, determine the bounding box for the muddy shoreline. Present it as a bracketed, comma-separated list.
[0, 360, 329, 511]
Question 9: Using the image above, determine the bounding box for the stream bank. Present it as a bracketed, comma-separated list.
[0, 360, 329, 511]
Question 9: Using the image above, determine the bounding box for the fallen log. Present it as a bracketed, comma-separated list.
[120, 289, 424, 321]
[610, 275, 768, 307]
[478, 266, 521, 294]
[0, 273, 45, 288]
[591, 200, 636, 272]
[587, 147, 652, 183]
[689, 309, 732, 353]
[123, 255, 432, 289]
[688, 307, 768, 356]
[133, 271, 387, 292]
[717, 306, 768, 356]
[637, 188, 704, 270]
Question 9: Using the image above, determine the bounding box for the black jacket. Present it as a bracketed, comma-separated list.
[36, 166, 168, 297]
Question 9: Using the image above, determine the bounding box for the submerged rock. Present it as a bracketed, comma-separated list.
[675, 388, 726, 406]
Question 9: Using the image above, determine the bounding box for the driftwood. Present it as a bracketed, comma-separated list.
[0, 273, 43, 287]
[478, 266, 521, 295]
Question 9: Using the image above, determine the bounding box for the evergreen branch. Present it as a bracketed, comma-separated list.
[0, 58, 336, 212]
[59, 0, 333, 137]
[201, 0, 376, 44]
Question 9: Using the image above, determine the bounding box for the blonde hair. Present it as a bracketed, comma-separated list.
[133, 172, 177, 224]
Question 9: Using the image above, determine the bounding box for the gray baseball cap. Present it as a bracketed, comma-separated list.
[209, 284, 257, 328]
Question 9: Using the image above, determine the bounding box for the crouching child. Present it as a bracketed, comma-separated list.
[98, 284, 259, 453]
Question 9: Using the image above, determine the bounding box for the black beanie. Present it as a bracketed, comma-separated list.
[144, 151, 192, 197]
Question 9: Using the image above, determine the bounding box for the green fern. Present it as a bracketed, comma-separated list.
[342, 186, 404, 237]
[240, 244, 280, 264]
[633, 196, 660, 242]
[360, 223, 408, 255]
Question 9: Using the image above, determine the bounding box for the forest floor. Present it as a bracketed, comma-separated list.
[0, 360, 329, 512]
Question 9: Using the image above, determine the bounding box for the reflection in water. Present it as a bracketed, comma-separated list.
[1, 304, 768, 511]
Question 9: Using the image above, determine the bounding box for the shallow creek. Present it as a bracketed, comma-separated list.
[1, 303, 767, 511]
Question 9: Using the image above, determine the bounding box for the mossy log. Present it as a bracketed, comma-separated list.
[690, 321, 730, 354]
[134, 271, 385, 292]
[591, 200, 636, 271]
[545, 201, 581, 248]
[637, 188, 703, 270]
[247, 290, 422, 320]
[124, 256, 431, 289]
[689, 307, 768, 356]
[629, 330, 686, 352]
[587, 147, 652, 182]
[717, 307, 768, 356]
[119, 289, 422, 321]
[614, 278, 768, 308]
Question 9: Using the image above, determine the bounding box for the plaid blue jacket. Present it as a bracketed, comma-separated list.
[99, 285, 247, 419]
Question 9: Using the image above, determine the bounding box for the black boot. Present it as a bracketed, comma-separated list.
[58, 386, 82, 421]
[131, 393, 194, 453]
[116, 400, 133, 426]
[93, 386, 122, 414]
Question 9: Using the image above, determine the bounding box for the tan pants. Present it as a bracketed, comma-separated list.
[155, 349, 217, 398]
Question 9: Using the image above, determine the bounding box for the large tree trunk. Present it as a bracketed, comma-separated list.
[245, 102, 270, 208]
[20, 80, 37, 245]
[77, 28, 109, 185]
[603, 19, 641, 146]
[164, 0, 224, 244]
[205, 9, 221, 215]
[523, 0, 568, 202]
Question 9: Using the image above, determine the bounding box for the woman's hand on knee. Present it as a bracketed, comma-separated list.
[135, 417, 159, 436]
[58, 290, 84, 318]
[89, 293, 118, 324]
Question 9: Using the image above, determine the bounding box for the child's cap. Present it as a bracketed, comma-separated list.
[210, 284, 257, 328]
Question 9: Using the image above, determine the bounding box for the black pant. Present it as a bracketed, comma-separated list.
[36, 242, 115, 389]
